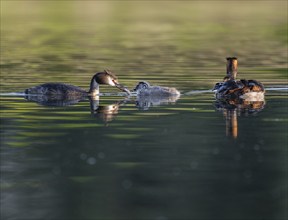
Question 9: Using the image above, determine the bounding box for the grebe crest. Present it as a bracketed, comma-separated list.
[133, 81, 180, 97]
[24, 70, 130, 97]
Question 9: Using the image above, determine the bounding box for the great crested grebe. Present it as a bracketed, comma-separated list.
[133, 81, 180, 96]
[25, 70, 130, 97]
[213, 57, 265, 100]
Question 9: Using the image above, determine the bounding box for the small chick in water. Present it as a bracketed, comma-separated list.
[133, 81, 180, 97]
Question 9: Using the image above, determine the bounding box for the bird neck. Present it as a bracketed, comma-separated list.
[226, 58, 238, 80]
[89, 77, 100, 96]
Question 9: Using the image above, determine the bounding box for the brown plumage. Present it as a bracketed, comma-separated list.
[25, 70, 130, 97]
[213, 57, 265, 100]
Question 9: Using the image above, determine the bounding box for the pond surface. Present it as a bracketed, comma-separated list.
[1, 2, 287, 220]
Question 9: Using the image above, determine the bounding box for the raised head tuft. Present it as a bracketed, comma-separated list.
[103, 69, 118, 80]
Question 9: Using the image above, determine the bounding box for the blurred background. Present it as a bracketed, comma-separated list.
[1, 1, 287, 220]
[1, 1, 287, 91]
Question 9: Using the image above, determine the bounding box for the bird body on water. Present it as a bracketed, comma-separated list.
[213, 57, 265, 100]
[24, 70, 130, 98]
[133, 81, 180, 97]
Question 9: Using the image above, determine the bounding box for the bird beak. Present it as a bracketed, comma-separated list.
[114, 83, 131, 95]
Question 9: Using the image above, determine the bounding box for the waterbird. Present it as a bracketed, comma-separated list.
[24, 70, 131, 98]
[213, 57, 265, 100]
[130, 81, 180, 110]
[133, 81, 180, 97]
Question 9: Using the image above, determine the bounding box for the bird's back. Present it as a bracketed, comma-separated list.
[138, 85, 180, 97]
[214, 79, 264, 100]
[25, 83, 87, 97]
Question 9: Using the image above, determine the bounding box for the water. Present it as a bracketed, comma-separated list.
[1, 2, 287, 220]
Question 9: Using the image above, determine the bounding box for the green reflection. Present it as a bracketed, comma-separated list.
[1, 1, 287, 93]
[105, 133, 141, 139]
[112, 162, 146, 168]
[1, 2, 287, 220]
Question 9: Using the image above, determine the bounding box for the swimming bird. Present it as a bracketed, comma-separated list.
[213, 57, 265, 100]
[133, 81, 180, 97]
[131, 81, 180, 110]
[24, 70, 130, 98]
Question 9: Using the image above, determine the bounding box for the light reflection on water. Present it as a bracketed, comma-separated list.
[1, 1, 288, 220]
[1, 89, 287, 220]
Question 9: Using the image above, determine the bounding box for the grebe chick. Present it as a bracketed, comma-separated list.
[25, 70, 130, 97]
[213, 57, 265, 100]
[133, 81, 180, 96]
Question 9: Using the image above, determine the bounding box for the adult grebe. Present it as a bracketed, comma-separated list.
[133, 81, 180, 96]
[24, 70, 130, 97]
[213, 57, 265, 100]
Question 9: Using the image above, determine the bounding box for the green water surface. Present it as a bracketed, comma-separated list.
[1, 2, 287, 220]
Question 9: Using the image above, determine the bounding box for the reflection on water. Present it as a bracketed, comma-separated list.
[214, 99, 266, 138]
[1, 90, 287, 220]
[90, 97, 128, 124]
[1, 1, 287, 220]
[134, 94, 180, 111]
[212, 55, 267, 139]
[23, 92, 181, 124]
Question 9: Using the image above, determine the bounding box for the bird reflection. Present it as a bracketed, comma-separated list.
[134, 95, 180, 110]
[215, 98, 265, 138]
[24, 90, 181, 124]
[89, 97, 128, 124]
[24, 93, 127, 124]
[213, 56, 266, 138]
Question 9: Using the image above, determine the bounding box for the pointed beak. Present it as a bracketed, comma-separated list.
[114, 83, 131, 95]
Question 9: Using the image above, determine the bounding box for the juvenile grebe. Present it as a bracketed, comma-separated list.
[133, 81, 180, 96]
[213, 57, 265, 100]
[25, 70, 130, 97]
[131, 81, 180, 110]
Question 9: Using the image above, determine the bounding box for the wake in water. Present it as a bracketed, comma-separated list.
[0, 92, 27, 97]
[183, 86, 288, 96]
[0, 86, 287, 97]
[0, 92, 132, 97]
[0, 92, 131, 107]
[265, 87, 288, 91]
[183, 90, 212, 95]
